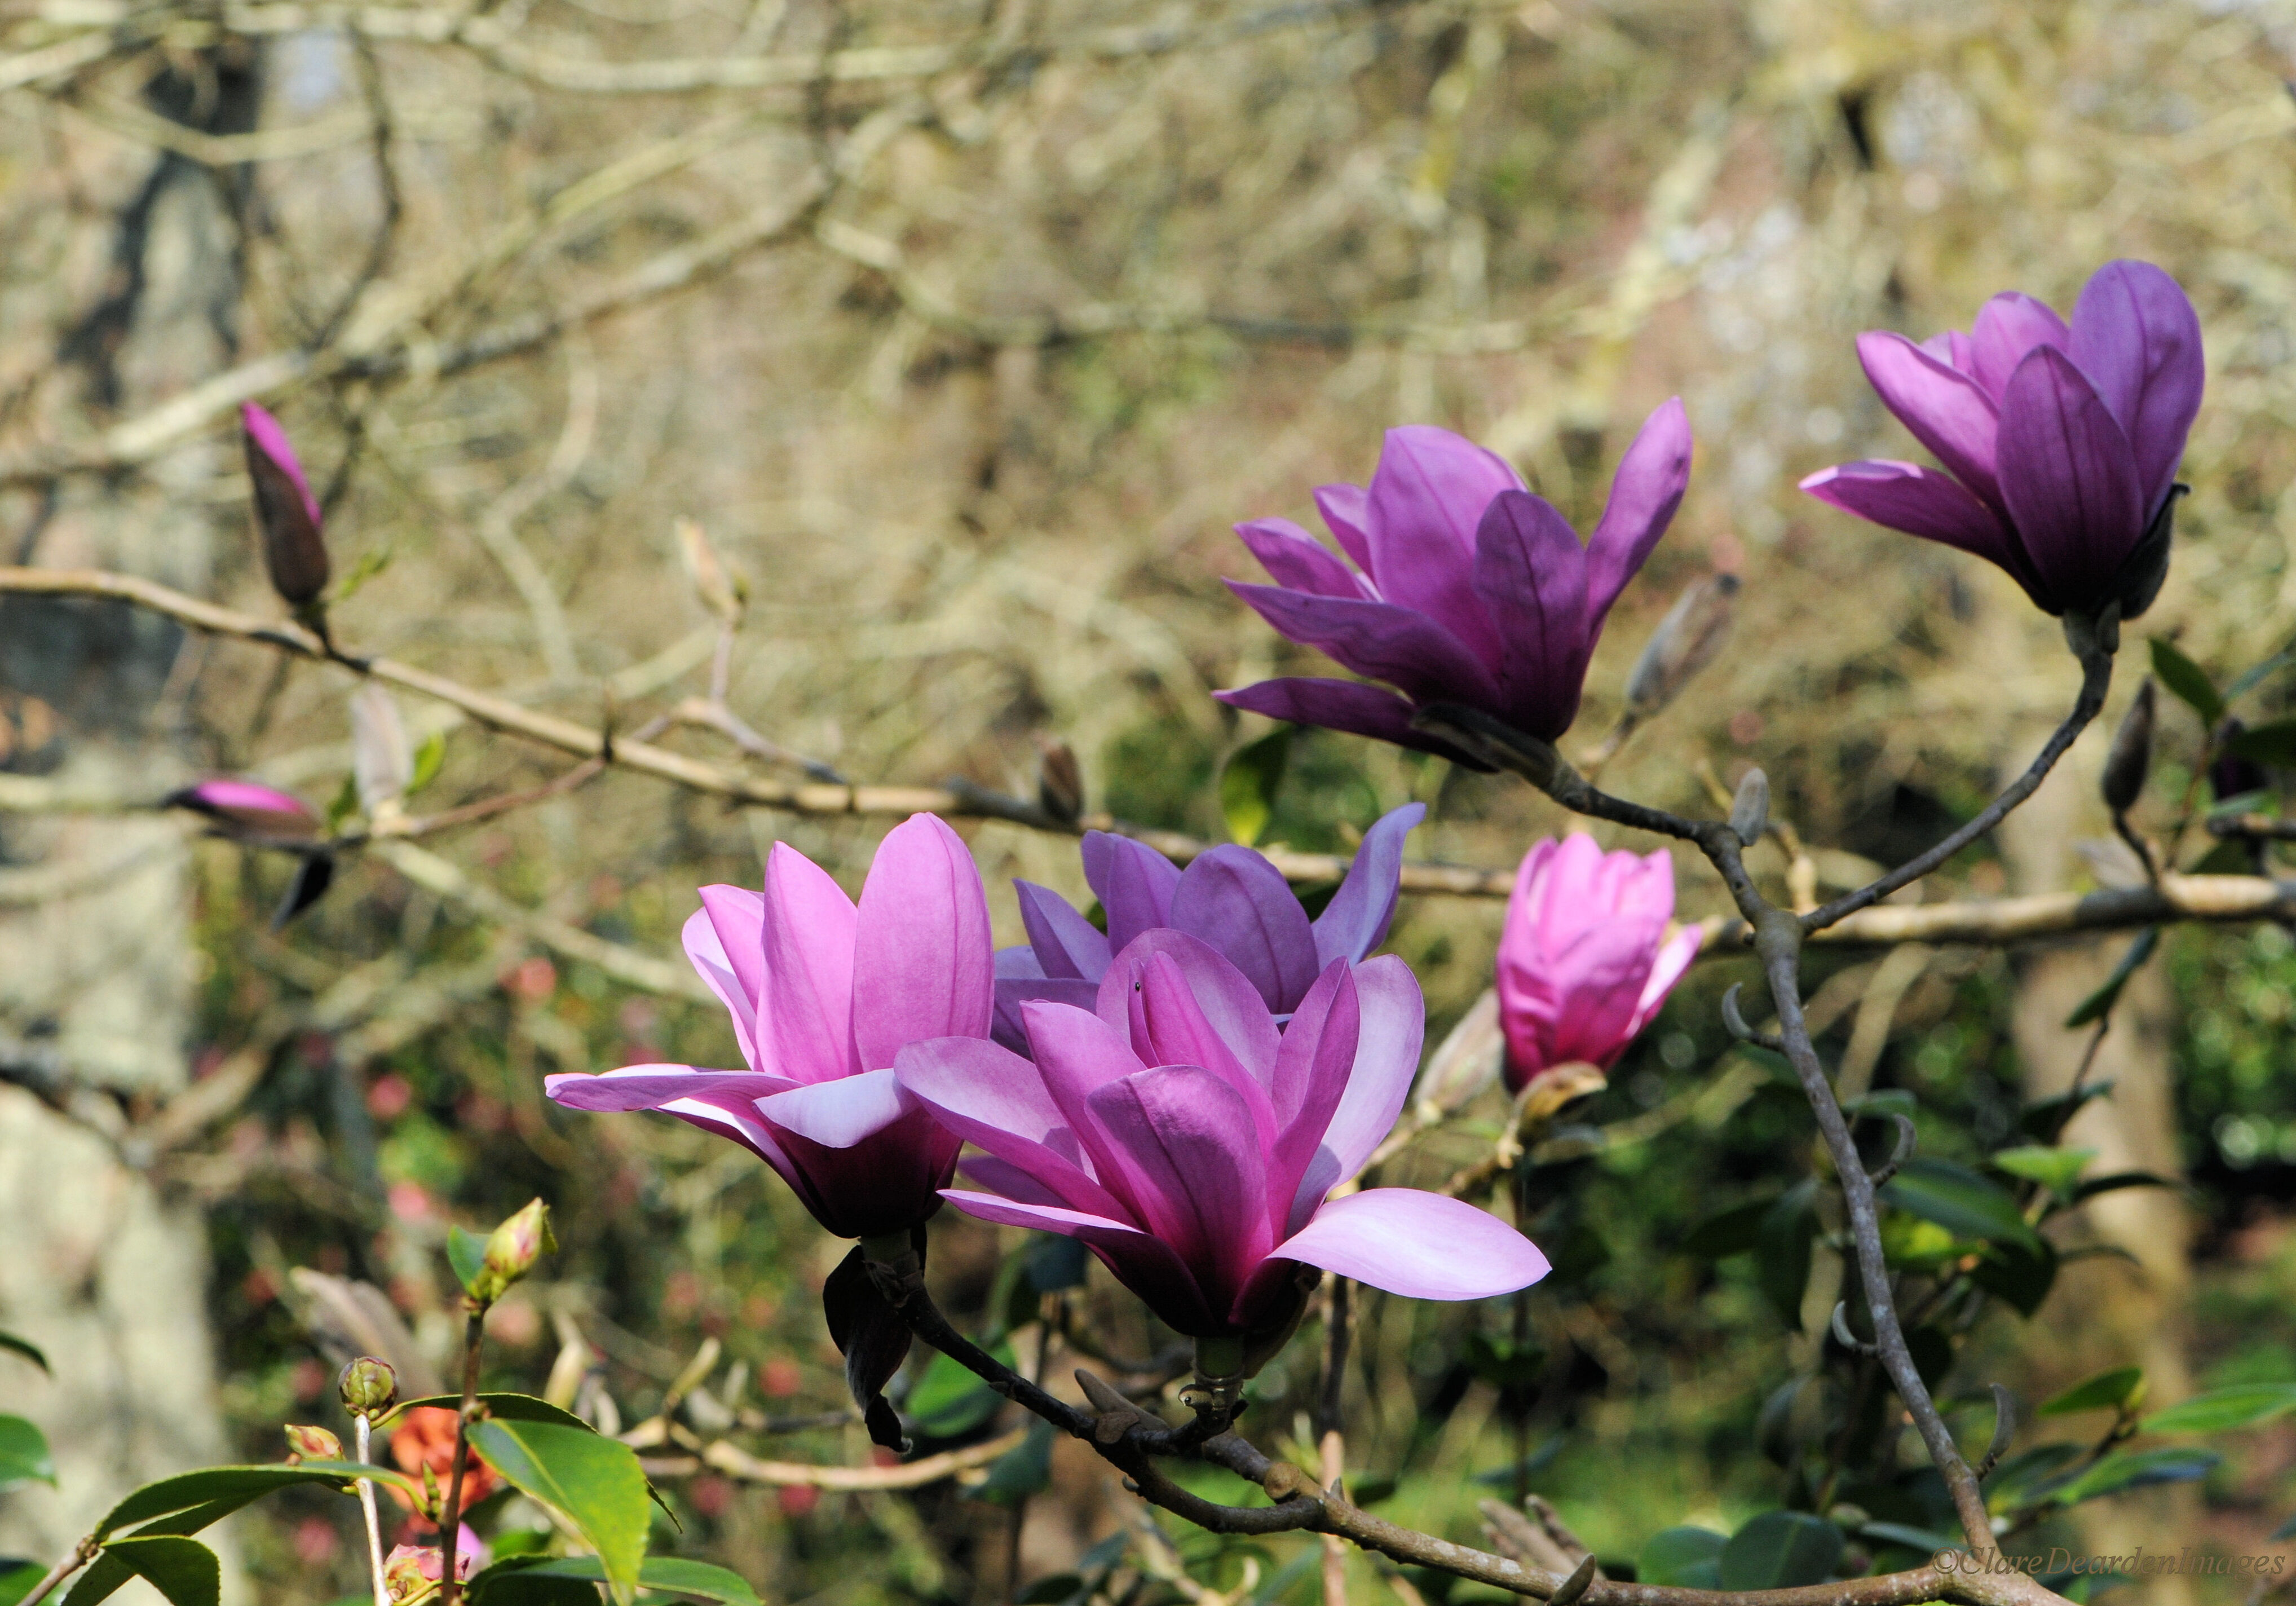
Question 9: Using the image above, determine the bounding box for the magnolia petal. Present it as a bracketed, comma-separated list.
[1798, 460, 2040, 599]
[1292, 955, 1424, 1225]
[1313, 482, 1377, 575]
[1266, 1189, 1550, 1303]
[1235, 518, 1366, 599]
[1268, 961, 1361, 1214]
[755, 1066, 917, 1149]
[895, 1035, 1128, 1218]
[2066, 259, 2205, 517]
[1365, 425, 1524, 665]
[1213, 679, 1481, 765]
[1224, 582, 1504, 708]
[1471, 489, 1592, 741]
[1857, 331, 2006, 514]
[692, 889, 765, 1068]
[1169, 845, 1321, 1012]
[1081, 832, 1182, 952]
[850, 814, 995, 1071]
[1584, 396, 1693, 632]
[758, 844, 859, 1082]
[545, 1066, 797, 1114]
[1967, 292, 2071, 402]
[1996, 346, 2145, 612]
[1096, 930, 1280, 1084]
[1625, 924, 1705, 1042]
[1014, 881, 1112, 982]
[992, 974, 1100, 1054]
[1310, 802, 1425, 972]
[1087, 1067, 1274, 1300]
[934, 1189, 1221, 1336]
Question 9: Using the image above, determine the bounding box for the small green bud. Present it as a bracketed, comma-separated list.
[338, 1356, 399, 1418]
[470, 1197, 555, 1305]
[283, 1423, 342, 1462]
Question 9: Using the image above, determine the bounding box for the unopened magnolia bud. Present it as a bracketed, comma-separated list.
[283, 1423, 342, 1462]
[471, 1197, 555, 1305]
[351, 683, 413, 816]
[1624, 572, 1739, 717]
[339, 1355, 399, 1417]
[242, 403, 330, 607]
[167, 778, 319, 842]
[1036, 737, 1083, 825]
[2101, 680, 2154, 815]
[675, 516, 745, 625]
[1729, 767, 1770, 846]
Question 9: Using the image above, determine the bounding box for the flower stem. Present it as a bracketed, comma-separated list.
[438, 1305, 487, 1606]
[356, 1414, 390, 1606]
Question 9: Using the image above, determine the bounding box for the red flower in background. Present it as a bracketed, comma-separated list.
[387, 1406, 496, 1513]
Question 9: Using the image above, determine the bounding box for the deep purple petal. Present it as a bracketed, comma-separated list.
[850, 814, 995, 1071]
[1095, 930, 1281, 1085]
[1365, 426, 1525, 664]
[754, 1066, 917, 1149]
[1225, 582, 1503, 708]
[893, 1035, 1128, 1217]
[684, 903, 761, 1070]
[1798, 460, 2045, 605]
[1311, 803, 1425, 970]
[1471, 490, 1592, 742]
[1213, 680, 1479, 764]
[1235, 519, 1366, 599]
[1085, 1067, 1273, 1305]
[1583, 396, 1693, 632]
[2067, 260, 2204, 515]
[934, 1189, 1221, 1335]
[1013, 881, 1112, 982]
[1858, 331, 2006, 513]
[757, 844, 859, 1082]
[771, 1109, 960, 1238]
[241, 402, 320, 526]
[1080, 832, 1182, 952]
[1995, 346, 2146, 612]
[1314, 483, 1376, 574]
[1169, 845, 1321, 1012]
[1967, 293, 2071, 403]
[993, 974, 1101, 1055]
[1266, 1189, 1550, 1303]
[1123, 951, 1283, 1164]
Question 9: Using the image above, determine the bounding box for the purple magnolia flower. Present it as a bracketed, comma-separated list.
[994, 804, 1425, 1048]
[241, 402, 330, 608]
[1801, 260, 2203, 622]
[1216, 402, 1692, 763]
[545, 814, 993, 1240]
[167, 778, 320, 840]
[1497, 835, 1701, 1094]
[896, 933, 1549, 1347]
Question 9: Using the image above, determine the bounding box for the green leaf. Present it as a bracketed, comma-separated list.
[1842, 1088, 1918, 1120]
[1219, 726, 1292, 848]
[1636, 1527, 1726, 1589]
[2226, 717, 2296, 766]
[2019, 1080, 2115, 1145]
[448, 1225, 490, 1298]
[324, 772, 361, 834]
[1719, 1512, 1844, 1590]
[2063, 928, 2158, 1028]
[2073, 1171, 2181, 1204]
[2147, 638, 2223, 726]
[2038, 1367, 2147, 1418]
[2226, 651, 2295, 704]
[1680, 1198, 1772, 1259]
[409, 730, 448, 797]
[1984, 1443, 2087, 1511]
[1991, 1146, 2095, 1202]
[972, 1419, 1054, 1507]
[96, 1538, 218, 1606]
[386, 1394, 597, 1434]
[1016, 1574, 1084, 1605]
[0, 1561, 44, 1606]
[0, 1335, 48, 1376]
[1755, 1181, 1819, 1330]
[1970, 1236, 2058, 1319]
[1858, 1523, 1962, 1558]
[0, 1418, 54, 1493]
[2052, 1448, 2220, 1504]
[2140, 1383, 2296, 1436]
[90, 1466, 381, 1542]
[467, 1418, 650, 1605]
[482, 1556, 763, 1606]
[329, 545, 394, 606]
[902, 1344, 1014, 1439]
[1882, 1158, 2042, 1255]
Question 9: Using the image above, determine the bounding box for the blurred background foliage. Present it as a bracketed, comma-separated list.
[6, 0, 2296, 1600]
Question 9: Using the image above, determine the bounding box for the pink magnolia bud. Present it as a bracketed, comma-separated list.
[242, 402, 330, 607]
[282, 1423, 342, 1462]
[472, 1198, 555, 1304]
[167, 778, 319, 841]
[338, 1354, 399, 1417]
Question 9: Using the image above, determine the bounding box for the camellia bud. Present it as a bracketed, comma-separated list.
[338, 1355, 399, 1418]
[1729, 766, 1770, 847]
[2101, 679, 2155, 816]
[471, 1197, 555, 1305]
[382, 1542, 475, 1604]
[242, 402, 330, 608]
[1624, 572, 1739, 717]
[283, 1423, 343, 1463]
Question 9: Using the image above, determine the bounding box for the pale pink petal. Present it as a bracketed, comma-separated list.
[1263, 1189, 1549, 1304]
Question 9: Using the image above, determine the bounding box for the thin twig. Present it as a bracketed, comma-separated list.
[436, 1308, 487, 1606]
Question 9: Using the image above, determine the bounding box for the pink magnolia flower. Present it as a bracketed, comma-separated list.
[545, 813, 993, 1240]
[1497, 835, 1701, 1093]
[995, 804, 1423, 1045]
[897, 933, 1548, 1346]
[1216, 402, 1691, 764]
[1801, 261, 2203, 622]
[166, 778, 319, 840]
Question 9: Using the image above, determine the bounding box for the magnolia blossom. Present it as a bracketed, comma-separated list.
[167, 778, 319, 840]
[544, 814, 994, 1240]
[1801, 260, 2203, 621]
[1497, 834, 1701, 1093]
[995, 804, 1424, 1045]
[1217, 402, 1691, 762]
[897, 932, 1548, 1344]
